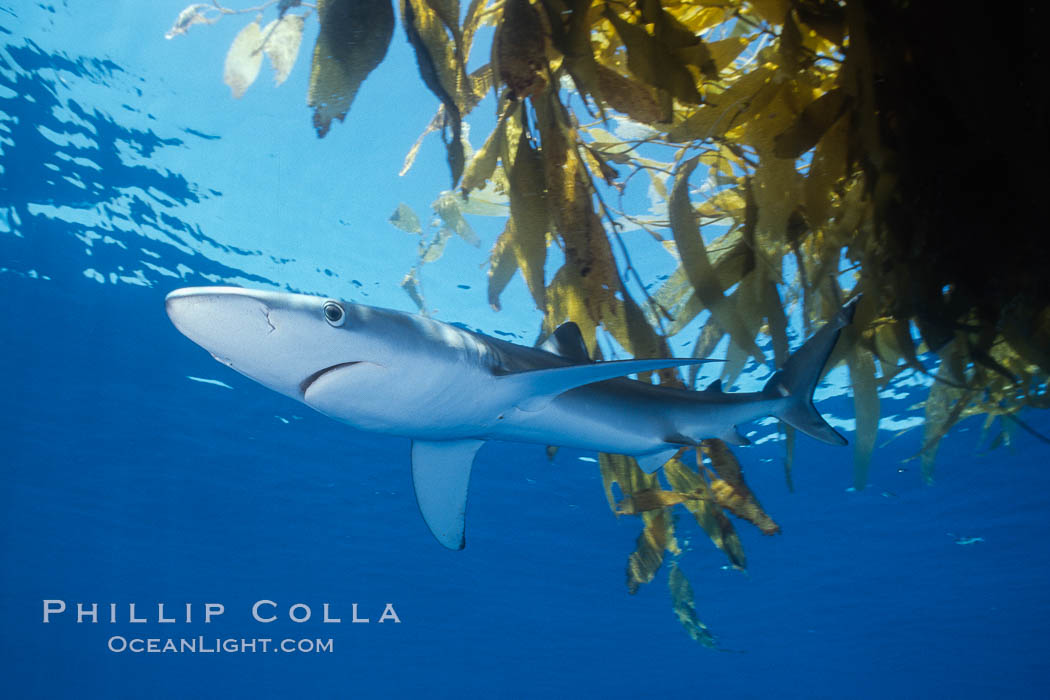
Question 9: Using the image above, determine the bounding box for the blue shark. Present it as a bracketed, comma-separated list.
[166, 286, 854, 549]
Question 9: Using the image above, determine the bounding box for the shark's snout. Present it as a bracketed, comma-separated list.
[165, 287, 274, 361]
[165, 286, 361, 402]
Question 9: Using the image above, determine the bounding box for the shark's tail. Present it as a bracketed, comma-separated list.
[762, 298, 858, 446]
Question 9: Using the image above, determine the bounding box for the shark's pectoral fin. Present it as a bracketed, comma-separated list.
[503, 357, 722, 412]
[411, 439, 485, 551]
[635, 447, 682, 473]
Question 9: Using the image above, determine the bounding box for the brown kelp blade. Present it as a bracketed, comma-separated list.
[700, 440, 780, 536]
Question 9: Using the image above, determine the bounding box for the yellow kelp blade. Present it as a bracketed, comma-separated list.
[670, 156, 765, 364]
[599, 452, 659, 514]
[602, 4, 703, 105]
[847, 334, 880, 491]
[460, 102, 514, 195]
[262, 15, 306, 86]
[667, 66, 776, 142]
[389, 202, 422, 234]
[538, 0, 602, 114]
[762, 276, 790, 369]
[400, 268, 426, 313]
[224, 20, 264, 99]
[600, 293, 676, 386]
[594, 64, 665, 124]
[660, 228, 754, 337]
[1002, 305, 1050, 376]
[494, 0, 549, 99]
[918, 342, 974, 484]
[432, 191, 480, 246]
[804, 109, 850, 232]
[773, 88, 852, 159]
[532, 89, 621, 327]
[401, 0, 464, 183]
[627, 509, 678, 595]
[669, 562, 718, 649]
[700, 439, 780, 536]
[308, 0, 394, 137]
[616, 488, 693, 515]
[663, 456, 747, 570]
[599, 453, 678, 594]
[486, 220, 519, 311]
[543, 265, 598, 355]
[501, 117, 549, 310]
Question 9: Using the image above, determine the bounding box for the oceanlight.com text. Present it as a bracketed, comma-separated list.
[107, 636, 334, 654]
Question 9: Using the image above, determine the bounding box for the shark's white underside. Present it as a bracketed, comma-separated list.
[166, 286, 854, 549]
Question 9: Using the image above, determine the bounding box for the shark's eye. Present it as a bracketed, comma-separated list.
[322, 301, 345, 327]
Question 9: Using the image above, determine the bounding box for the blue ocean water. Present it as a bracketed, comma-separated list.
[2, 3, 1049, 698]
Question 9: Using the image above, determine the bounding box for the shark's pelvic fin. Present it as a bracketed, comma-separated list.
[504, 357, 723, 412]
[721, 425, 751, 446]
[538, 322, 591, 363]
[411, 439, 484, 550]
[635, 447, 682, 473]
[763, 298, 859, 446]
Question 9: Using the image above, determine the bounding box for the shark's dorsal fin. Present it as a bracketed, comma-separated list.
[705, 379, 723, 393]
[411, 439, 484, 550]
[539, 322, 591, 363]
[502, 357, 723, 412]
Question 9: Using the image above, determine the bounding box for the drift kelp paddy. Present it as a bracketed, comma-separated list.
[161, 0, 1047, 646]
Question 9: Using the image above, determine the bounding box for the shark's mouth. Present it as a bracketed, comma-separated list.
[299, 362, 361, 395]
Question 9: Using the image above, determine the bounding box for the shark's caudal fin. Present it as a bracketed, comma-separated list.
[762, 299, 859, 446]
